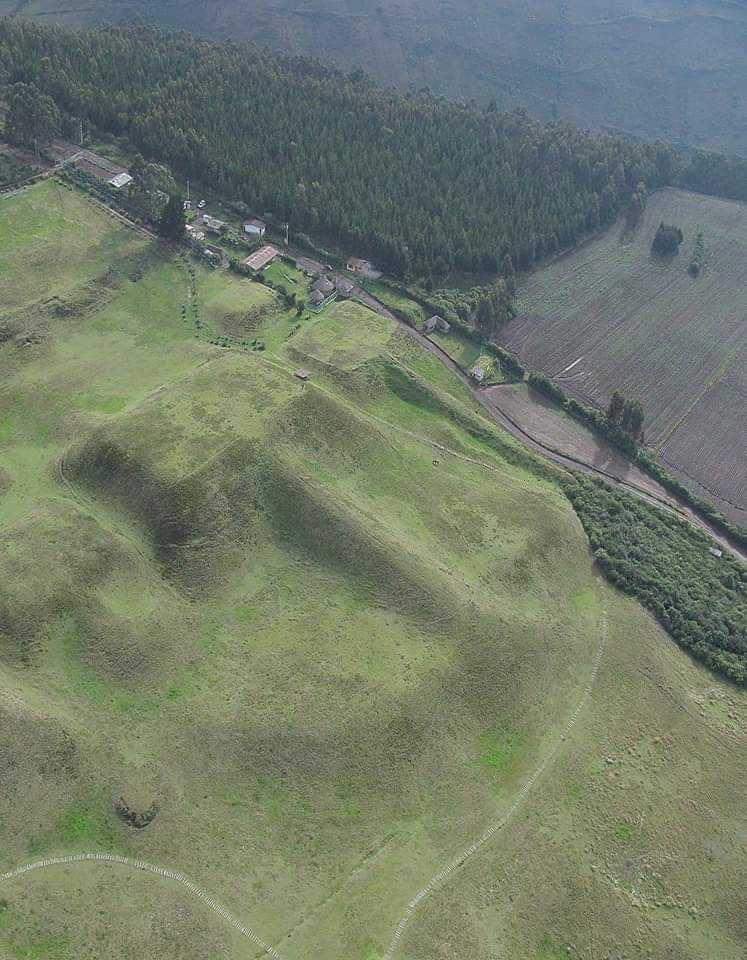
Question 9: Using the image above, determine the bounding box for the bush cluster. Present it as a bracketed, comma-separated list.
[567, 475, 746, 685]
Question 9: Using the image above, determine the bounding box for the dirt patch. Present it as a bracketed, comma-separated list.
[483, 383, 673, 501]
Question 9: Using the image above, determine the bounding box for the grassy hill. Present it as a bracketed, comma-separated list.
[0, 180, 745, 960]
[504, 186, 747, 526]
[3, 0, 747, 156]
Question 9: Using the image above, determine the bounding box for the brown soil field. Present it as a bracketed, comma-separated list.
[502, 187, 747, 523]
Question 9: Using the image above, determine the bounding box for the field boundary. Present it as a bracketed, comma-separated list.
[0, 852, 282, 960]
[384, 614, 608, 959]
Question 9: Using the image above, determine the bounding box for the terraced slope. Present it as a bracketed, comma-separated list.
[0, 181, 745, 960]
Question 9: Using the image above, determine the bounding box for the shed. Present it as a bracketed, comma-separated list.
[472, 365, 486, 383]
[312, 276, 335, 296]
[424, 316, 438, 334]
[335, 276, 355, 299]
[202, 214, 227, 234]
[309, 289, 326, 307]
[346, 257, 376, 276]
[709, 547, 723, 558]
[295, 369, 311, 381]
[242, 245, 280, 273]
[243, 217, 267, 237]
[109, 172, 133, 190]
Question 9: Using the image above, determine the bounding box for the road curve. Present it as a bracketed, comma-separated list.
[360, 293, 746, 563]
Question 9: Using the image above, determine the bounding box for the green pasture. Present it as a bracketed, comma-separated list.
[0, 182, 744, 960]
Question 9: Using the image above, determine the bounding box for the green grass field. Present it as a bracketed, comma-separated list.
[0, 182, 745, 960]
[505, 186, 747, 525]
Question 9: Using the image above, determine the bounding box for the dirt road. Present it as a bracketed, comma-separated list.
[363, 293, 746, 562]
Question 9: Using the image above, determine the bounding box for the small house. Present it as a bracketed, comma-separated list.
[202, 215, 228, 234]
[346, 257, 376, 277]
[243, 217, 267, 238]
[242, 245, 280, 273]
[335, 276, 355, 299]
[425, 315, 449, 334]
[109, 172, 133, 190]
[309, 289, 326, 309]
[312, 276, 335, 297]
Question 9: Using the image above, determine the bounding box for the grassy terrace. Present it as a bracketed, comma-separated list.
[0, 181, 744, 960]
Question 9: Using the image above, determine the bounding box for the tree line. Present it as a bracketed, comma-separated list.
[0, 19, 683, 280]
[567, 475, 746, 685]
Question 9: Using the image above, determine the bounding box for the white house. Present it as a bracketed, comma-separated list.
[244, 218, 267, 238]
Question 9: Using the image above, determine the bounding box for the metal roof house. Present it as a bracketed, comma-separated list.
[312, 276, 335, 297]
[242, 245, 280, 273]
[243, 218, 267, 237]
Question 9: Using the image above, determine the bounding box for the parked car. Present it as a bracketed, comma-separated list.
[197, 200, 206, 209]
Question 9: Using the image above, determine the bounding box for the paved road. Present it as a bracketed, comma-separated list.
[362, 292, 746, 563]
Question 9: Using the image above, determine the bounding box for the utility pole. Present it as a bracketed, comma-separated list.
[186, 178, 190, 202]
[283, 221, 289, 246]
[79, 117, 83, 145]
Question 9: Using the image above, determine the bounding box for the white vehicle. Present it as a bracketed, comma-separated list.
[197, 200, 206, 209]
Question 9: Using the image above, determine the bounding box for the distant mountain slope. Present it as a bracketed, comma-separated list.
[2, 0, 747, 155]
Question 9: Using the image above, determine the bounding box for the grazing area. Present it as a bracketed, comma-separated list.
[4, 1, 747, 156]
[504, 187, 747, 525]
[0, 181, 745, 960]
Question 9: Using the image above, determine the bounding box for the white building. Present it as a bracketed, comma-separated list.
[244, 218, 267, 238]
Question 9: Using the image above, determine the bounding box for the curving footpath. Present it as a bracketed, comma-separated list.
[0, 853, 282, 960]
[384, 614, 608, 960]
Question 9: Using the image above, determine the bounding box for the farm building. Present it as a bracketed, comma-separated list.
[424, 315, 450, 334]
[109, 172, 133, 190]
[312, 276, 335, 297]
[242, 245, 280, 273]
[309, 289, 326, 308]
[335, 276, 355, 299]
[202, 215, 228, 234]
[244, 217, 267, 237]
[55, 145, 132, 189]
[346, 257, 378, 277]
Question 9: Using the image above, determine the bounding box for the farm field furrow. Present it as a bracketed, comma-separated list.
[504, 187, 747, 522]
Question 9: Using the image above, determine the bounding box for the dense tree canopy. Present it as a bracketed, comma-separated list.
[0, 18, 683, 278]
[4, 80, 60, 148]
[568, 476, 746, 685]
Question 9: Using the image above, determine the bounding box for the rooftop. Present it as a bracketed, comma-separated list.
[242, 245, 280, 272]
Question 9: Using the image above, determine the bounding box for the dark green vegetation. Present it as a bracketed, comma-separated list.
[2, 179, 745, 960]
[568, 476, 746, 685]
[0, 17, 690, 280]
[3, 1, 747, 157]
[651, 222, 683, 257]
[0, 148, 37, 187]
[4, 80, 59, 147]
[507, 188, 747, 530]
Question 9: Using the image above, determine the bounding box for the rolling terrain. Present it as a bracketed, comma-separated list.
[3, 0, 747, 155]
[0, 180, 745, 960]
[503, 186, 747, 526]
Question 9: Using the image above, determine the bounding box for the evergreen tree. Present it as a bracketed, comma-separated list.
[606, 391, 625, 425]
[4, 81, 60, 148]
[157, 193, 186, 239]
